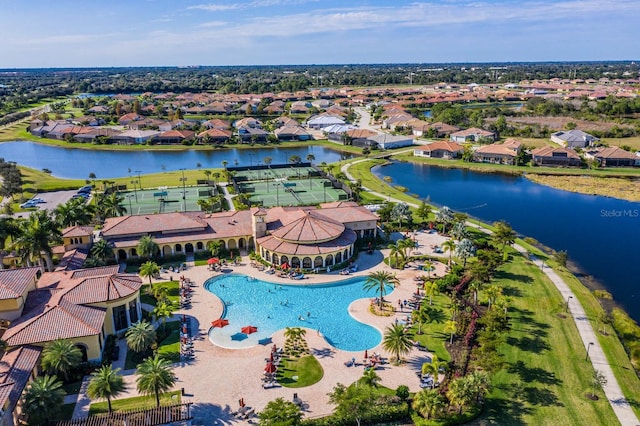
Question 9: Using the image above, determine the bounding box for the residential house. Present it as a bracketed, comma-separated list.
[202, 118, 231, 130]
[550, 129, 599, 148]
[585, 147, 639, 167]
[117, 113, 143, 126]
[274, 126, 311, 141]
[197, 128, 233, 144]
[87, 105, 110, 114]
[368, 134, 414, 150]
[450, 128, 496, 143]
[345, 129, 379, 147]
[306, 115, 345, 129]
[0, 267, 42, 322]
[234, 117, 262, 129]
[237, 126, 269, 143]
[0, 345, 42, 426]
[414, 141, 464, 159]
[531, 146, 582, 167]
[112, 130, 160, 145]
[154, 130, 196, 145]
[473, 139, 522, 165]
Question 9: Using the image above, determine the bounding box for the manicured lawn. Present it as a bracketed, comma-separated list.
[140, 281, 180, 307]
[276, 355, 324, 388]
[410, 293, 454, 363]
[157, 321, 182, 363]
[89, 391, 181, 415]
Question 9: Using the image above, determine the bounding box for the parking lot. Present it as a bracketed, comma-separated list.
[14, 189, 86, 219]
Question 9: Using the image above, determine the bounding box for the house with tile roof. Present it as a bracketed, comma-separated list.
[531, 146, 583, 167]
[584, 146, 639, 167]
[0, 267, 42, 322]
[414, 141, 464, 159]
[2, 265, 142, 362]
[473, 139, 522, 165]
[274, 125, 312, 141]
[0, 345, 42, 426]
[450, 127, 496, 143]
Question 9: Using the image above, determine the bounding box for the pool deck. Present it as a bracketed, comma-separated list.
[100, 234, 449, 425]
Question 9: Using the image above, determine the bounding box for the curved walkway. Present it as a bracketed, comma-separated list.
[342, 158, 640, 426]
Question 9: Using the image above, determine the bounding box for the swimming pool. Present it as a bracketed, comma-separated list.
[203, 274, 391, 352]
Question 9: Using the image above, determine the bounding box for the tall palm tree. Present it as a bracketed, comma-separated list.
[136, 355, 177, 407]
[442, 240, 456, 267]
[305, 153, 315, 165]
[91, 239, 114, 263]
[423, 260, 434, 281]
[0, 217, 20, 270]
[100, 192, 127, 218]
[137, 235, 159, 259]
[423, 280, 439, 306]
[446, 376, 475, 414]
[444, 320, 457, 345]
[126, 321, 157, 354]
[207, 240, 223, 257]
[492, 220, 516, 253]
[139, 261, 160, 288]
[485, 285, 503, 309]
[451, 221, 468, 241]
[467, 280, 482, 305]
[397, 238, 415, 260]
[87, 365, 127, 413]
[361, 368, 381, 388]
[153, 303, 174, 333]
[412, 389, 444, 420]
[434, 206, 453, 234]
[21, 375, 65, 424]
[41, 339, 82, 382]
[363, 271, 399, 310]
[13, 210, 61, 271]
[421, 354, 447, 378]
[55, 197, 96, 227]
[455, 238, 476, 267]
[387, 242, 402, 269]
[382, 323, 413, 363]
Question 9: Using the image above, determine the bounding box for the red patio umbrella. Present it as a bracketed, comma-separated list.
[207, 258, 219, 265]
[269, 352, 274, 362]
[281, 262, 290, 270]
[265, 362, 277, 374]
[211, 318, 229, 328]
[364, 349, 368, 359]
[241, 325, 258, 335]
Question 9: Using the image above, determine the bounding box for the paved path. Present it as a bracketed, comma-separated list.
[342, 159, 640, 426]
[220, 184, 236, 211]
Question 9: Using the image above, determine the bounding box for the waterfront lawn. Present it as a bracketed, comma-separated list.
[276, 355, 324, 388]
[480, 250, 617, 425]
[89, 391, 181, 415]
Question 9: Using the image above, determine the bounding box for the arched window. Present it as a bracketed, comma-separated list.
[291, 257, 300, 268]
[75, 344, 88, 362]
[314, 256, 323, 268]
[280, 255, 289, 266]
[302, 257, 312, 268]
[196, 242, 204, 250]
[272, 254, 279, 265]
[335, 252, 342, 264]
[175, 244, 182, 253]
[325, 254, 334, 266]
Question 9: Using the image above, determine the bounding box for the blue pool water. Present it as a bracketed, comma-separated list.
[203, 274, 390, 352]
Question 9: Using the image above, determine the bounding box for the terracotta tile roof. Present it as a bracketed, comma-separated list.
[475, 143, 519, 157]
[56, 274, 142, 305]
[594, 146, 637, 159]
[257, 229, 357, 256]
[0, 267, 40, 300]
[102, 212, 209, 237]
[158, 130, 195, 139]
[0, 345, 42, 414]
[451, 127, 495, 137]
[55, 249, 89, 271]
[62, 226, 94, 238]
[271, 211, 345, 244]
[531, 146, 581, 159]
[345, 129, 378, 138]
[4, 301, 105, 346]
[419, 141, 464, 153]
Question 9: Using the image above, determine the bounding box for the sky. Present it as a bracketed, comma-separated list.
[1, 0, 639, 68]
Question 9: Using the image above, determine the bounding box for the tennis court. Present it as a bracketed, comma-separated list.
[238, 177, 348, 207]
[232, 166, 317, 182]
[118, 185, 216, 215]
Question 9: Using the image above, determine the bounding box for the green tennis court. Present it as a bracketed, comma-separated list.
[118, 185, 216, 215]
[238, 177, 348, 207]
[233, 166, 317, 182]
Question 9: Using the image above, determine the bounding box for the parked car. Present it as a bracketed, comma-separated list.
[71, 194, 87, 201]
[20, 201, 37, 208]
[31, 198, 45, 203]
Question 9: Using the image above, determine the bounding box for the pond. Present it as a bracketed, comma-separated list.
[374, 161, 640, 322]
[0, 141, 354, 179]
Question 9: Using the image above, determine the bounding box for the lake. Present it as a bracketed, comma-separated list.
[374, 161, 640, 322]
[0, 141, 353, 179]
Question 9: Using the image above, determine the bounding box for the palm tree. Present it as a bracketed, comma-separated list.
[423, 280, 439, 306]
[284, 327, 307, 351]
[382, 323, 413, 363]
[87, 365, 127, 413]
[55, 197, 96, 227]
[423, 260, 434, 281]
[41, 339, 82, 382]
[467, 280, 482, 305]
[434, 206, 453, 233]
[258, 397, 302, 426]
[468, 369, 491, 403]
[397, 238, 415, 260]
[21, 375, 65, 424]
[13, 210, 61, 271]
[387, 242, 402, 268]
[421, 354, 447, 379]
[455, 238, 476, 267]
[221, 160, 228, 169]
[447, 376, 475, 414]
[136, 354, 177, 407]
[412, 389, 444, 420]
[204, 169, 212, 183]
[306, 153, 315, 165]
[361, 368, 381, 388]
[442, 240, 456, 266]
[451, 221, 468, 241]
[207, 240, 223, 257]
[492, 220, 516, 253]
[0, 217, 20, 269]
[100, 192, 127, 218]
[91, 239, 114, 263]
[412, 307, 431, 335]
[153, 303, 174, 333]
[139, 261, 160, 288]
[444, 320, 457, 345]
[363, 271, 399, 310]
[137, 235, 159, 259]
[416, 199, 432, 223]
[485, 285, 503, 309]
[126, 320, 157, 353]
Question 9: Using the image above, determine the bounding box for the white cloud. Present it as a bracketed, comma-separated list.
[188, 4, 241, 12]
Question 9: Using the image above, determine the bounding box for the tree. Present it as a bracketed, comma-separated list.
[136, 354, 177, 407]
[328, 383, 375, 426]
[306, 153, 315, 164]
[444, 319, 457, 345]
[263, 156, 272, 167]
[422, 354, 446, 378]
[382, 323, 413, 363]
[87, 365, 127, 413]
[21, 375, 65, 425]
[90, 238, 114, 264]
[390, 202, 411, 229]
[467, 369, 491, 403]
[153, 303, 174, 333]
[446, 376, 475, 414]
[413, 389, 445, 420]
[289, 155, 302, 164]
[493, 221, 516, 256]
[139, 261, 160, 289]
[55, 197, 96, 227]
[387, 242, 403, 269]
[221, 160, 228, 169]
[442, 239, 456, 266]
[137, 235, 159, 259]
[41, 339, 82, 382]
[451, 221, 469, 241]
[590, 370, 607, 399]
[207, 240, 223, 257]
[258, 397, 302, 426]
[455, 238, 476, 267]
[99, 192, 127, 218]
[361, 368, 381, 388]
[435, 206, 454, 233]
[13, 210, 61, 271]
[0, 217, 20, 269]
[553, 250, 568, 267]
[126, 320, 156, 353]
[485, 285, 503, 309]
[423, 279, 439, 305]
[363, 271, 399, 310]
[416, 199, 432, 223]
[284, 327, 307, 351]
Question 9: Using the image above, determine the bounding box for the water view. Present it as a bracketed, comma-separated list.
[0, 141, 353, 179]
[374, 161, 640, 321]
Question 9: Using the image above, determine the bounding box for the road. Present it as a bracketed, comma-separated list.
[341, 158, 640, 426]
[354, 106, 381, 132]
